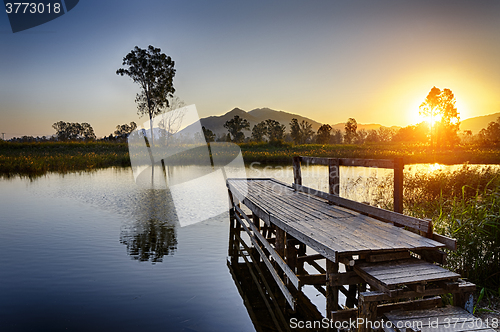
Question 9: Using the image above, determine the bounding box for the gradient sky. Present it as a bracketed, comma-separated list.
[1, 0, 500, 139]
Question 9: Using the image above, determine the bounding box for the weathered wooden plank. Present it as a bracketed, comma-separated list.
[355, 259, 460, 289]
[228, 179, 449, 262]
[384, 305, 495, 332]
[432, 233, 457, 251]
[297, 273, 326, 286]
[234, 205, 300, 289]
[367, 251, 411, 263]
[330, 308, 358, 321]
[329, 271, 364, 286]
[358, 293, 378, 332]
[328, 158, 340, 196]
[232, 216, 296, 309]
[293, 183, 433, 234]
[292, 156, 302, 186]
[378, 296, 442, 315]
[360, 281, 476, 302]
[297, 253, 325, 263]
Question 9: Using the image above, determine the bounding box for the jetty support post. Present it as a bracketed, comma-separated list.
[328, 158, 340, 200]
[326, 260, 339, 315]
[292, 156, 302, 187]
[393, 157, 404, 214]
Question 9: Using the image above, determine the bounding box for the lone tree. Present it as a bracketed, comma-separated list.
[116, 45, 176, 144]
[419, 87, 460, 147]
[224, 115, 250, 143]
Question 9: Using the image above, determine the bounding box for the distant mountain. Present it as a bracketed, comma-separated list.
[460, 112, 500, 134]
[182, 107, 323, 138]
[180, 107, 399, 138]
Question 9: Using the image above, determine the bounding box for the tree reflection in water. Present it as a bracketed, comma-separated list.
[120, 188, 177, 262]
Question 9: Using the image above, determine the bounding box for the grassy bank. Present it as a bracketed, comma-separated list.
[240, 141, 500, 165]
[2, 140, 500, 176]
[0, 141, 130, 176]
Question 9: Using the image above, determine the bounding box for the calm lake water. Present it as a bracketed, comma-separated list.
[0, 163, 496, 331]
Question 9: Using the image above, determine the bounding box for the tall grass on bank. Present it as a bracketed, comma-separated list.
[370, 165, 500, 292]
[0, 141, 130, 177]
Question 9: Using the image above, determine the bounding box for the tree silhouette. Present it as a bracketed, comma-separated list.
[116, 45, 176, 145]
[224, 115, 250, 142]
[419, 87, 460, 147]
[251, 121, 267, 142]
[265, 119, 286, 143]
[52, 121, 96, 141]
[344, 118, 357, 144]
[289, 118, 301, 144]
[316, 124, 332, 144]
[202, 126, 215, 142]
[114, 122, 137, 140]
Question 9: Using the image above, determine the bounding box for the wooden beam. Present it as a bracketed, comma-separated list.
[292, 156, 302, 186]
[329, 271, 364, 286]
[326, 261, 339, 314]
[358, 293, 378, 332]
[376, 296, 442, 315]
[366, 251, 411, 263]
[412, 249, 447, 265]
[331, 308, 358, 321]
[234, 205, 300, 289]
[393, 157, 404, 214]
[432, 233, 457, 251]
[360, 281, 476, 302]
[297, 253, 325, 263]
[297, 274, 326, 286]
[328, 158, 340, 196]
[232, 220, 296, 309]
[307, 259, 326, 274]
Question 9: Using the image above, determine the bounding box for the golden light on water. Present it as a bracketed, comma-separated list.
[427, 163, 444, 172]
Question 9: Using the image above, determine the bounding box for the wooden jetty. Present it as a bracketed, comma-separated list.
[227, 156, 493, 332]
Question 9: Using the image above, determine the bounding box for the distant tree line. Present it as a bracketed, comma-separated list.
[216, 115, 398, 145]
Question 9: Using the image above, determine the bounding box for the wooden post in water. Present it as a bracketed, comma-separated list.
[358, 293, 377, 332]
[393, 157, 404, 214]
[326, 260, 339, 314]
[328, 158, 340, 199]
[292, 156, 302, 187]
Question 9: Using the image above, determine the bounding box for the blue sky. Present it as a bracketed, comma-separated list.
[1, 0, 500, 138]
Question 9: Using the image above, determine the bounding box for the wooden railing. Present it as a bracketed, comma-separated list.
[292, 156, 403, 213]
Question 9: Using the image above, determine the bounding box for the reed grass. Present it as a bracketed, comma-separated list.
[369, 166, 500, 292]
[0, 141, 130, 176]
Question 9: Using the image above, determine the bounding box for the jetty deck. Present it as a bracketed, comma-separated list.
[227, 156, 489, 332]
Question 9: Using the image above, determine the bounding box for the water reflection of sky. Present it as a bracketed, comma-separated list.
[0, 168, 254, 332]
